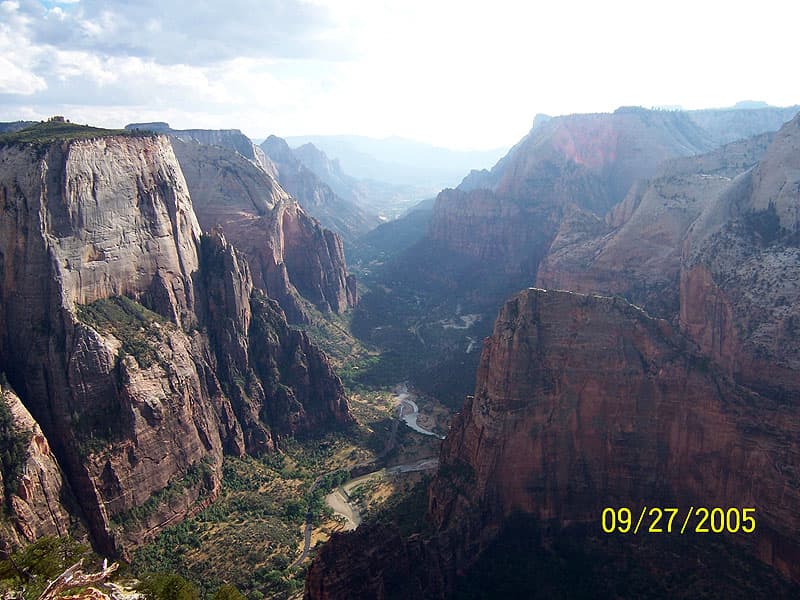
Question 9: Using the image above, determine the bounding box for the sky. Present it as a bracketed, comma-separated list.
[1, 0, 798, 150]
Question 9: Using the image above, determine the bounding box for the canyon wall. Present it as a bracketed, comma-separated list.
[172, 138, 357, 322]
[0, 131, 351, 556]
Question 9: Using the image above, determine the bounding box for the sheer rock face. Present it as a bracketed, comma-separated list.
[172, 137, 357, 322]
[1, 384, 75, 543]
[536, 133, 776, 319]
[430, 289, 800, 579]
[0, 136, 201, 328]
[306, 290, 800, 598]
[0, 136, 225, 554]
[0, 135, 352, 555]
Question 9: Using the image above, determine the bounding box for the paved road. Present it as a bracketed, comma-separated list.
[289, 511, 314, 569]
[288, 383, 444, 569]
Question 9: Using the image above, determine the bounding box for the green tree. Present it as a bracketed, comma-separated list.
[213, 584, 245, 600]
[138, 573, 199, 600]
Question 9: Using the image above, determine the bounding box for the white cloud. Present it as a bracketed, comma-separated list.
[1, 0, 799, 150]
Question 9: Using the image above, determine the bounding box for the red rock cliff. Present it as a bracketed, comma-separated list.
[431, 289, 800, 580]
[306, 289, 800, 597]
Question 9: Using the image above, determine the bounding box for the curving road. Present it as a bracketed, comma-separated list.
[288, 383, 444, 569]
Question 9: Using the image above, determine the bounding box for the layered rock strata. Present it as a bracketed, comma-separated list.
[261, 136, 377, 243]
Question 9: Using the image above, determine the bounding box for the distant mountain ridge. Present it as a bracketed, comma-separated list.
[284, 134, 507, 190]
[291, 141, 436, 220]
[382, 104, 800, 318]
[261, 135, 379, 244]
[125, 122, 275, 175]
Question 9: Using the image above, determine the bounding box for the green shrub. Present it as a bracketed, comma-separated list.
[213, 584, 245, 600]
[138, 573, 199, 600]
[0, 392, 31, 504]
[0, 120, 156, 147]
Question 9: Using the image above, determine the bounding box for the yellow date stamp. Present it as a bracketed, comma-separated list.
[601, 507, 756, 535]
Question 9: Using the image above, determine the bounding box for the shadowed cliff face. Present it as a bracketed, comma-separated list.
[0, 134, 352, 556]
[171, 137, 357, 324]
[432, 289, 800, 564]
[0, 382, 77, 545]
[306, 289, 800, 598]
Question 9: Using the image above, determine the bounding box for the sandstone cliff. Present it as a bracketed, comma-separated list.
[680, 114, 800, 401]
[307, 289, 800, 597]
[0, 381, 76, 544]
[0, 127, 352, 556]
[261, 136, 377, 243]
[536, 132, 776, 319]
[171, 137, 357, 322]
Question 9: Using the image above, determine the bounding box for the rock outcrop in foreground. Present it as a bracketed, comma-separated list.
[306, 289, 800, 598]
[0, 129, 351, 555]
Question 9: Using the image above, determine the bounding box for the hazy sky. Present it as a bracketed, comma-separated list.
[1, 0, 798, 150]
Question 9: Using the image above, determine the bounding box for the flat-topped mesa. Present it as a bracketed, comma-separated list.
[0, 128, 353, 556]
[171, 136, 357, 323]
